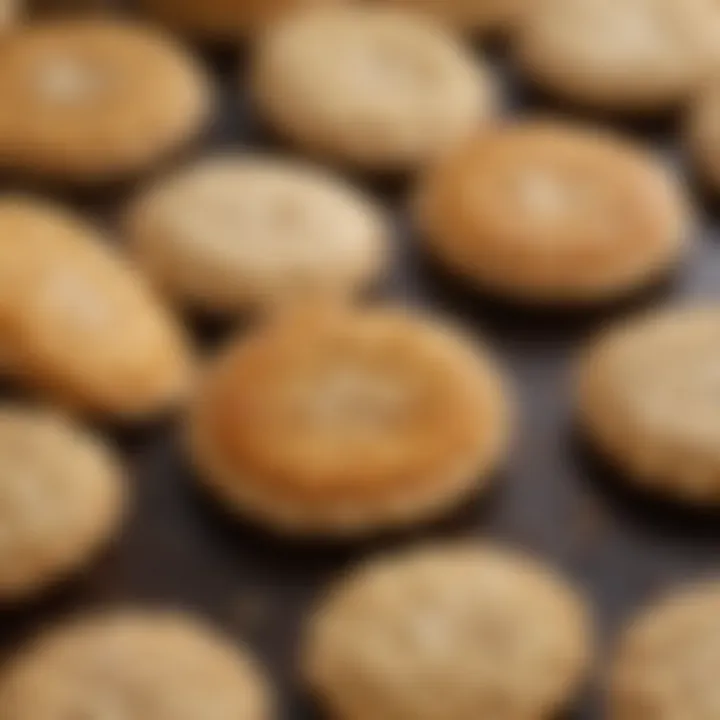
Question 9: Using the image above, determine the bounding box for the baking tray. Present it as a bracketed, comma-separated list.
[1, 24, 720, 720]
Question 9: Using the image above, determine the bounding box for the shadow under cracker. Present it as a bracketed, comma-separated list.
[571, 426, 720, 542]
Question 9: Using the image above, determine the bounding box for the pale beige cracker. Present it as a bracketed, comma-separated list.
[0, 405, 125, 602]
[189, 304, 513, 535]
[251, 5, 495, 172]
[611, 581, 720, 720]
[416, 121, 691, 303]
[578, 306, 720, 504]
[303, 543, 593, 720]
[0, 610, 272, 719]
[515, 0, 720, 112]
[0, 18, 212, 181]
[0, 196, 194, 419]
[125, 155, 389, 314]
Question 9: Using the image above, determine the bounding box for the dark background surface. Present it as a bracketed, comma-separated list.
[1, 16, 720, 719]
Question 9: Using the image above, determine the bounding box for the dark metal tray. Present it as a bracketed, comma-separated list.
[1, 28, 720, 720]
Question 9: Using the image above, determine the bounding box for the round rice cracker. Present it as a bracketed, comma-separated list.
[125, 155, 389, 315]
[578, 306, 720, 505]
[415, 121, 692, 304]
[0, 18, 212, 181]
[0, 196, 194, 420]
[303, 543, 593, 720]
[251, 5, 496, 172]
[611, 581, 720, 720]
[0, 610, 272, 720]
[189, 305, 513, 536]
[0, 406, 125, 603]
[515, 0, 720, 113]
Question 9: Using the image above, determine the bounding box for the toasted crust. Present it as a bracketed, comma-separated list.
[578, 306, 720, 503]
[416, 121, 691, 303]
[125, 155, 389, 314]
[0, 0, 17, 28]
[514, 0, 720, 113]
[0, 610, 272, 719]
[303, 543, 593, 720]
[370, 0, 527, 34]
[0, 19, 211, 181]
[0, 406, 125, 602]
[251, 5, 495, 171]
[138, 0, 345, 39]
[611, 581, 720, 720]
[0, 197, 194, 419]
[189, 305, 512, 535]
[687, 78, 720, 192]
